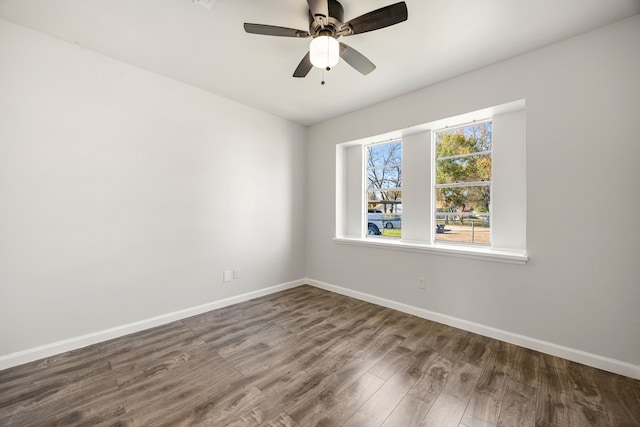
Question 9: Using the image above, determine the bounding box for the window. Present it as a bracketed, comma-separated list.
[366, 140, 402, 238]
[335, 101, 526, 264]
[434, 121, 492, 245]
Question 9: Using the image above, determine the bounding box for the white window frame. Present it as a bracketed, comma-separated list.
[364, 139, 403, 239]
[334, 101, 527, 264]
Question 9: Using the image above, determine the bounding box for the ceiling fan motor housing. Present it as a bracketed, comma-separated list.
[309, 0, 344, 36]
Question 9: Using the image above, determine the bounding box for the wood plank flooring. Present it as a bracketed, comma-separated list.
[1, 285, 639, 426]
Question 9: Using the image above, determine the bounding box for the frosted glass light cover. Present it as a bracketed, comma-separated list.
[310, 36, 339, 69]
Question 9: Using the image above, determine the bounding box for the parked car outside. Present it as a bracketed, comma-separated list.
[367, 222, 381, 235]
[367, 210, 402, 231]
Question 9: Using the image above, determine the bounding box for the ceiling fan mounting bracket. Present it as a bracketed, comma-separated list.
[308, 0, 344, 37]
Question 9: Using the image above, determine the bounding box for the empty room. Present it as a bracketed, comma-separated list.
[1, 0, 639, 425]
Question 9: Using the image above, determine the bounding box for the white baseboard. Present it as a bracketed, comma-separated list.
[306, 278, 640, 380]
[0, 279, 304, 371]
[3, 278, 638, 380]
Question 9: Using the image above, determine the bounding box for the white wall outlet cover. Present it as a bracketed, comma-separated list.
[223, 270, 232, 282]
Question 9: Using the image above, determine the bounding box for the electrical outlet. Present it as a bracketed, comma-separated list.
[223, 270, 232, 283]
[233, 269, 240, 279]
[418, 277, 426, 290]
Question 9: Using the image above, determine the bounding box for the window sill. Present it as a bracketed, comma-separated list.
[333, 236, 528, 264]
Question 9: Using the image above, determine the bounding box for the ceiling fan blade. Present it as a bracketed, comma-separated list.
[340, 2, 408, 36]
[339, 42, 376, 75]
[307, 0, 329, 26]
[293, 51, 313, 78]
[244, 23, 309, 38]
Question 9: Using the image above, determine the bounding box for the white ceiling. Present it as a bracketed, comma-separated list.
[1, 0, 639, 126]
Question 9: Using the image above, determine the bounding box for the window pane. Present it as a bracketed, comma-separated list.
[367, 167, 402, 191]
[367, 202, 402, 238]
[366, 140, 402, 239]
[367, 190, 402, 211]
[436, 122, 492, 157]
[435, 186, 490, 245]
[436, 154, 491, 185]
[434, 121, 492, 246]
[367, 141, 401, 168]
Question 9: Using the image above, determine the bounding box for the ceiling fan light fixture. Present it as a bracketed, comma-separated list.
[310, 36, 339, 69]
[244, 1, 408, 78]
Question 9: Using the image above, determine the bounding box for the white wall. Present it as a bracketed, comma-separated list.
[401, 130, 432, 243]
[1, 15, 639, 378]
[0, 20, 306, 357]
[306, 16, 640, 374]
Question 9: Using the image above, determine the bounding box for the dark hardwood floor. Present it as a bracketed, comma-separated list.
[1, 285, 639, 426]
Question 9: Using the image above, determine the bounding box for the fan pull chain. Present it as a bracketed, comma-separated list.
[321, 36, 331, 85]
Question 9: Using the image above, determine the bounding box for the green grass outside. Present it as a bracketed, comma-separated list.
[382, 229, 402, 237]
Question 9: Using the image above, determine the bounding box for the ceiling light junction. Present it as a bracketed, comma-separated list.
[192, 0, 215, 10]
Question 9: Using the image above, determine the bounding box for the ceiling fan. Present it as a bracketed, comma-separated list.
[244, 0, 408, 78]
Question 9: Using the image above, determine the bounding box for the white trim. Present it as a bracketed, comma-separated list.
[435, 181, 492, 189]
[3, 277, 638, 380]
[366, 137, 403, 148]
[306, 279, 640, 380]
[433, 118, 493, 135]
[333, 236, 528, 264]
[0, 279, 304, 371]
[436, 150, 492, 162]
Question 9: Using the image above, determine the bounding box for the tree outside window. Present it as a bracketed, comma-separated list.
[366, 140, 402, 237]
[435, 122, 492, 244]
